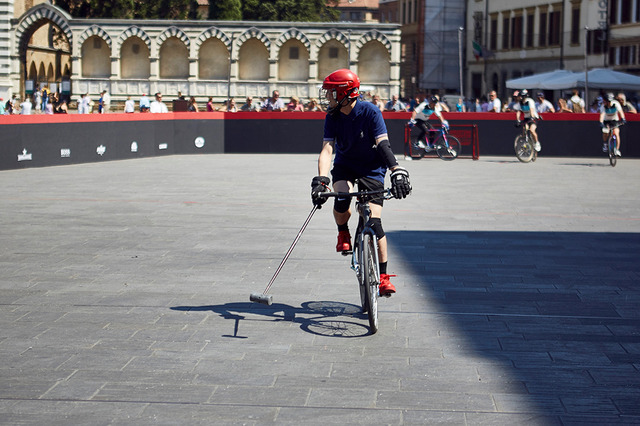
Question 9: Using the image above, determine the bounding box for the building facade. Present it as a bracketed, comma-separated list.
[2, 2, 401, 103]
[464, 0, 637, 101]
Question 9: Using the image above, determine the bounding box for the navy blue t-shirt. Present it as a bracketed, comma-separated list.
[323, 100, 388, 183]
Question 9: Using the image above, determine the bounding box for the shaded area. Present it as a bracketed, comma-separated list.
[388, 230, 640, 423]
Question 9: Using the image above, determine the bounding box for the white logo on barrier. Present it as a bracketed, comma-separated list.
[195, 136, 205, 148]
[17, 149, 32, 162]
[131, 142, 138, 153]
[158, 143, 168, 150]
[97, 145, 106, 156]
[61, 149, 71, 158]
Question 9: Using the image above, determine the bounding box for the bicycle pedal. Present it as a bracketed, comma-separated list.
[341, 250, 353, 256]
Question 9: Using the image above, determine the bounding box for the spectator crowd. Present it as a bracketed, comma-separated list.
[3, 86, 638, 116]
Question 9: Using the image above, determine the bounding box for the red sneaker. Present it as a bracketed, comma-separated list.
[336, 230, 351, 252]
[379, 274, 397, 296]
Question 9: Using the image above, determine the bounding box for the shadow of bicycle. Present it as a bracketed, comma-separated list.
[171, 300, 372, 338]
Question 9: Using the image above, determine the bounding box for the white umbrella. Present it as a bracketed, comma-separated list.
[575, 68, 640, 90]
[505, 70, 575, 89]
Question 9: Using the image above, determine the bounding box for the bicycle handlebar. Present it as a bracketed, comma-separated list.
[319, 188, 394, 200]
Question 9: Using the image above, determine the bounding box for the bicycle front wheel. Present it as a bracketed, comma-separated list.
[609, 136, 617, 167]
[435, 135, 461, 160]
[514, 135, 534, 163]
[362, 233, 379, 334]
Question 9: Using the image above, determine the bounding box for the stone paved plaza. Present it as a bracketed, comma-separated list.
[1, 154, 639, 425]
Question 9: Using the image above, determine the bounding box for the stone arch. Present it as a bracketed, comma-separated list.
[275, 28, 311, 51]
[157, 26, 191, 51]
[28, 61, 37, 80]
[14, 3, 73, 57]
[237, 27, 271, 50]
[117, 26, 151, 56]
[81, 35, 111, 78]
[195, 27, 232, 53]
[357, 40, 390, 84]
[78, 25, 112, 50]
[354, 30, 391, 55]
[315, 29, 350, 51]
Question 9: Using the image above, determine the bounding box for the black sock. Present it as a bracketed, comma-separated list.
[338, 223, 349, 232]
[379, 261, 387, 275]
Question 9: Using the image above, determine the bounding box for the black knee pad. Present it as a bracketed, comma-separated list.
[369, 217, 385, 239]
[334, 196, 351, 213]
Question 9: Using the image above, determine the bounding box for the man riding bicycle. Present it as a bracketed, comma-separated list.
[599, 93, 626, 157]
[512, 89, 542, 152]
[311, 69, 412, 297]
[408, 96, 449, 151]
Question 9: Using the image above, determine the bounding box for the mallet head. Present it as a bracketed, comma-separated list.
[250, 293, 273, 305]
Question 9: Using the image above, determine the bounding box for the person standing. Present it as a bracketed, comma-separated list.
[139, 93, 150, 112]
[311, 69, 412, 297]
[149, 92, 168, 113]
[488, 91, 501, 112]
[20, 96, 32, 115]
[535, 92, 555, 113]
[124, 96, 135, 113]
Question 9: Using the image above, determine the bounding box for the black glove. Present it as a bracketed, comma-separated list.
[311, 176, 330, 207]
[390, 167, 411, 199]
[599, 122, 605, 128]
[514, 121, 521, 128]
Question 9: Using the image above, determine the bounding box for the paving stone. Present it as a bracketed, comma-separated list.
[1, 155, 639, 423]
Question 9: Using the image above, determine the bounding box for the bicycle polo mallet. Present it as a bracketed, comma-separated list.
[250, 204, 320, 305]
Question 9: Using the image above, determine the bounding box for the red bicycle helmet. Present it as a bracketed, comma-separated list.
[321, 69, 360, 113]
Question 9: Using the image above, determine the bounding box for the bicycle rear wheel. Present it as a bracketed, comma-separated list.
[362, 233, 379, 334]
[435, 135, 461, 160]
[609, 135, 617, 167]
[514, 135, 534, 163]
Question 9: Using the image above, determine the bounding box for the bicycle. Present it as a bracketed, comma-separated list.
[514, 118, 540, 163]
[602, 121, 625, 167]
[319, 188, 394, 334]
[409, 124, 462, 161]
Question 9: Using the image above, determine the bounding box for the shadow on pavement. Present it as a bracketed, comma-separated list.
[387, 230, 640, 422]
[171, 301, 372, 338]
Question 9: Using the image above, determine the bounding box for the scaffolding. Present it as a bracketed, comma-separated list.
[421, 0, 465, 92]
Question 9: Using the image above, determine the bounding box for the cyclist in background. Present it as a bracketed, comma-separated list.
[599, 93, 626, 157]
[512, 89, 542, 152]
[311, 69, 412, 296]
[408, 96, 449, 151]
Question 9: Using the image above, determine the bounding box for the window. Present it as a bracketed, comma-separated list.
[539, 12, 548, 47]
[490, 17, 498, 50]
[289, 46, 299, 60]
[549, 11, 561, 45]
[587, 29, 607, 54]
[329, 47, 339, 58]
[620, 0, 632, 24]
[526, 14, 534, 47]
[610, 0, 617, 24]
[502, 16, 510, 49]
[511, 15, 523, 49]
[571, 7, 580, 45]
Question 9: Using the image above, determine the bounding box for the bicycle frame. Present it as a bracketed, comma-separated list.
[318, 188, 392, 334]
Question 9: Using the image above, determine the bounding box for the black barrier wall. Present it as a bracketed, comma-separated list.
[0, 112, 637, 170]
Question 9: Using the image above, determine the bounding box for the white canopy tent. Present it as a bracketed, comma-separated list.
[506, 68, 640, 91]
[505, 70, 576, 90]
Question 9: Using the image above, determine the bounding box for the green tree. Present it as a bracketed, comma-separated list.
[88, 0, 135, 19]
[242, 0, 339, 22]
[209, 0, 242, 20]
